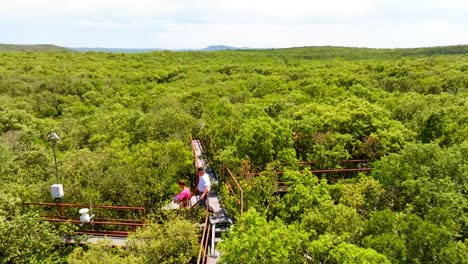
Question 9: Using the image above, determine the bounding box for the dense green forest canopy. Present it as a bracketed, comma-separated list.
[0, 46, 467, 263]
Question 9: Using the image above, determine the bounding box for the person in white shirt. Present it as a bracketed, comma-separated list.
[197, 167, 211, 208]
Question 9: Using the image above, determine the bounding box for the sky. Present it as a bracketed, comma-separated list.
[1, 0, 467, 49]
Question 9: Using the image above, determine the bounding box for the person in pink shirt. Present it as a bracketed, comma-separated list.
[174, 180, 191, 208]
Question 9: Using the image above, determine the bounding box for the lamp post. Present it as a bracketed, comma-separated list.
[48, 132, 60, 183]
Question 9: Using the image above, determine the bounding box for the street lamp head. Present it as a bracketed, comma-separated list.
[48, 132, 60, 142]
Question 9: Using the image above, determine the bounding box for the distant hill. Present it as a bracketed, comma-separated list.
[200, 45, 241, 51]
[2, 44, 243, 53]
[3, 43, 467, 57]
[265, 45, 468, 60]
[70, 45, 245, 53]
[70, 45, 468, 57]
[72, 47, 164, 53]
[0, 44, 70, 52]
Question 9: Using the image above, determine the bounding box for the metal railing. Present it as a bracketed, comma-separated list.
[248, 167, 373, 176]
[297, 159, 369, 165]
[25, 202, 146, 235]
[197, 210, 210, 264]
[225, 167, 244, 217]
[25, 202, 146, 213]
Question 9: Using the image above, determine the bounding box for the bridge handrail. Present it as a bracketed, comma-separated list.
[297, 159, 369, 165]
[225, 167, 244, 217]
[25, 202, 146, 211]
[25, 202, 147, 234]
[197, 210, 210, 264]
[248, 167, 373, 176]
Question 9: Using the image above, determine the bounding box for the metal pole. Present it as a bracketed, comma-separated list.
[49, 132, 60, 183]
[211, 223, 216, 256]
[52, 141, 59, 183]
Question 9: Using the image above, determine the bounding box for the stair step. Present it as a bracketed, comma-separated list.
[214, 237, 223, 243]
[215, 227, 229, 233]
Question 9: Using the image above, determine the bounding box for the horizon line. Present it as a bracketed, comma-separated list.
[1, 43, 468, 51]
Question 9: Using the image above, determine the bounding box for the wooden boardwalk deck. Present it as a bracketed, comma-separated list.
[191, 138, 233, 264]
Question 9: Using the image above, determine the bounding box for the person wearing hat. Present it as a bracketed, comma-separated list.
[197, 167, 211, 208]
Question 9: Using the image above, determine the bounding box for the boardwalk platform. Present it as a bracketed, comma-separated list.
[205, 190, 232, 263]
[191, 138, 232, 264]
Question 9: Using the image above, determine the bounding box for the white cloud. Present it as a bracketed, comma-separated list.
[0, 0, 467, 48]
[77, 20, 136, 30]
[1, 0, 181, 18]
[1, 0, 373, 20]
[370, 19, 468, 48]
[200, 0, 373, 18]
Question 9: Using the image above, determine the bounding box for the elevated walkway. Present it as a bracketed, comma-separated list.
[191, 138, 232, 264]
[203, 192, 231, 263]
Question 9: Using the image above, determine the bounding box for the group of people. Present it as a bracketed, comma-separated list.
[173, 167, 211, 209]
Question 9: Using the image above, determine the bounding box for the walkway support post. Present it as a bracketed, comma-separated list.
[211, 223, 216, 256]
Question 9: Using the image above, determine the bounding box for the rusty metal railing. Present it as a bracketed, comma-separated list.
[242, 160, 373, 192]
[225, 167, 244, 217]
[197, 210, 210, 264]
[248, 167, 373, 176]
[297, 159, 369, 165]
[25, 202, 146, 235]
[203, 221, 211, 264]
[26, 202, 146, 212]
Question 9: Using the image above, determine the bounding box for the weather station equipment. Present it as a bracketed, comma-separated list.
[79, 208, 95, 226]
[23, 131, 147, 245]
[51, 184, 64, 200]
[48, 132, 63, 203]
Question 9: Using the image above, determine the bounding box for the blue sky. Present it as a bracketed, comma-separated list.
[1, 0, 467, 49]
